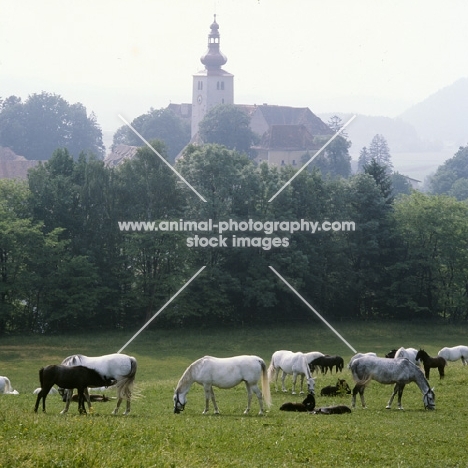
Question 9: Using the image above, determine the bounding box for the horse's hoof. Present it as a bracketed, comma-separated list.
[299, 391, 305, 395]
[385, 405, 391, 409]
[291, 391, 297, 395]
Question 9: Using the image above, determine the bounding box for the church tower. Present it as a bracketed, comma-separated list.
[191, 15, 234, 138]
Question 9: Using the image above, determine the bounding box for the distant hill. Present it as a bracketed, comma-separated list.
[318, 112, 425, 156]
[399, 77, 468, 148]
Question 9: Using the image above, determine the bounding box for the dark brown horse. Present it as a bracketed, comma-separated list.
[310, 355, 344, 374]
[279, 393, 316, 412]
[34, 365, 115, 414]
[415, 349, 447, 379]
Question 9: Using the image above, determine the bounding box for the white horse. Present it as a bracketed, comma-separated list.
[349, 355, 435, 410]
[348, 352, 377, 367]
[394, 347, 420, 366]
[0, 376, 19, 394]
[438, 345, 468, 365]
[267, 350, 315, 395]
[173, 355, 272, 415]
[60, 353, 137, 415]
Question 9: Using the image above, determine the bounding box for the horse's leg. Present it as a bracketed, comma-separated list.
[244, 383, 253, 414]
[281, 370, 288, 393]
[462, 356, 467, 366]
[60, 389, 72, 414]
[291, 372, 298, 394]
[112, 397, 123, 415]
[439, 365, 445, 379]
[203, 384, 218, 414]
[210, 387, 219, 414]
[385, 384, 400, 409]
[34, 387, 50, 413]
[123, 396, 131, 415]
[273, 367, 279, 392]
[299, 374, 305, 394]
[397, 384, 405, 410]
[249, 383, 264, 415]
[425, 366, 430, 379]
[351, 384, 366, 408]
[78, 389, 87, 415]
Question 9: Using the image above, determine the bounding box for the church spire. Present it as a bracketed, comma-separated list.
[200, 14, 227, 71]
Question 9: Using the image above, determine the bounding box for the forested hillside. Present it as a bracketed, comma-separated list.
[1, 142, 468, 334]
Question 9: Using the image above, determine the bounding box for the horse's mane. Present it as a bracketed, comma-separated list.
[176, 357, 207, 392]
[176, 362, 196, 390]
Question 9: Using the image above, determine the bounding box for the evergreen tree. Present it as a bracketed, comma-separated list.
[368, 134, 392, 170]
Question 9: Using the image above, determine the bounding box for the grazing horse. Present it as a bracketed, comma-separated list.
[0, 376, 19, 394]
[173, 355, 272, 415]
[415, 349, 447, 379]
[349, 355, 435, 410]
[310, 355, 344, 374]
[320, 379, 351, 396]
[279, 393, 316, 412]
[60, 353, 137, 415]
[267, 350, 315, 395]
[438, 346, 468, 365]
[34, 365, 115, 414]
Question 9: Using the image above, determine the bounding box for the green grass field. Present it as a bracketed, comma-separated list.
[0, 321, 467, 467]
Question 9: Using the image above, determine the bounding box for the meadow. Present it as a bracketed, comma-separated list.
[0, 320, 467, 468]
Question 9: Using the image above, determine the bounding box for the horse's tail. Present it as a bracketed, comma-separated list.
[267, 356, 276, 382]
[260, 360, 272, 408]
[39, 367, 44, 389]
[355, 377, 372, 387]
[115, 357, 137, 400]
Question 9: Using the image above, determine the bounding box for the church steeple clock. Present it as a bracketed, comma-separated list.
[191, 15, 234, 138]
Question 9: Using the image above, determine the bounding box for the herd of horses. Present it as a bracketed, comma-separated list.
[1, 345, 467, 416]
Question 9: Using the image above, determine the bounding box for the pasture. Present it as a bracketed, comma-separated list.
[0, 321, 467, 467]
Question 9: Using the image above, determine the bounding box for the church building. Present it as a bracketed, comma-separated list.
[170, 15, 333, 167]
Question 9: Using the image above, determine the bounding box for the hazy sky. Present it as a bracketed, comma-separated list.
[2, 0, 467, 133]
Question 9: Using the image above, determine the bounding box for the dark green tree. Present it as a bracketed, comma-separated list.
[429, 145, 468, 198]
[112, 107, 190, 163]
[198, 104, 258, 156]
[390, 192, 468, 321]
[0, 92, 104, 160]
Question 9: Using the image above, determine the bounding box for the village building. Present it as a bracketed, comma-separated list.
[0, 146, 39, 180]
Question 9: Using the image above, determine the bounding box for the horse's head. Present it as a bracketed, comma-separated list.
[337, 379, 351, 394]
[306, 377, 315, 395]
[173, 391, 186, 414]
[423, 387, 436, 410]
[416, 349, 426, 361]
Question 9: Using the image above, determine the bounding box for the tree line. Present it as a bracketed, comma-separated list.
[2, 141, 468, 335]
